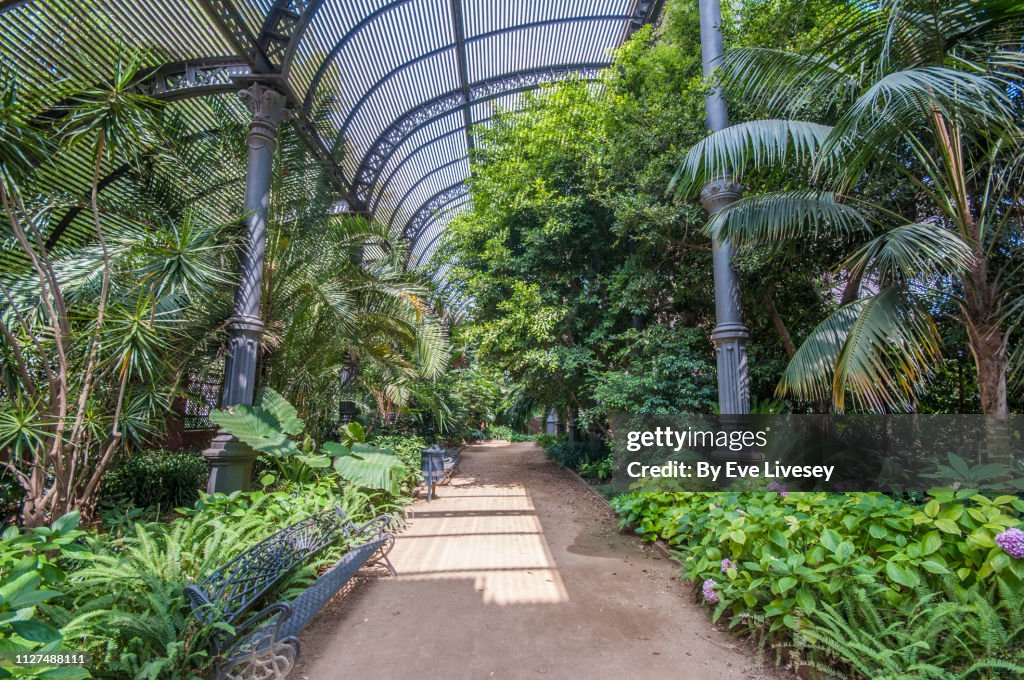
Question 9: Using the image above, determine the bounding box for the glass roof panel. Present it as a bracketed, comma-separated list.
[2, 0, 663, 279]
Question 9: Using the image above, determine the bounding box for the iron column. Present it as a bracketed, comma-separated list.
[204, 82, 289, 493]
[699, 0, 750, 419]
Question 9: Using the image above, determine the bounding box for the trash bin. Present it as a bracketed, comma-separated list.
[421, 445, 446, 501]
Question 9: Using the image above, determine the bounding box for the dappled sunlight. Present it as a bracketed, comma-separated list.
[391, 484, 569, 605]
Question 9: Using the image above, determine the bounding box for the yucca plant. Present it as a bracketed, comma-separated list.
[672, 0, 1024, 417]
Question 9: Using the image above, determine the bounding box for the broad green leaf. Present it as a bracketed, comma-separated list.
[209, 405, 298, 457]
[257, 387, 305, 436]
[50, 512, 80, 534]
[333, 451, 405, 495]
[920, 531, 942, 556]
[10, 619, 62, 643]
[885, 561, 918, 588]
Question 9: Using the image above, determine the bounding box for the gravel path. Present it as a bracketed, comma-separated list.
[293, 440, 785, 680]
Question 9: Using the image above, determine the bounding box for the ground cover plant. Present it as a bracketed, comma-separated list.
[0, 447, 419, 679]
[611, 489, 1024, 676]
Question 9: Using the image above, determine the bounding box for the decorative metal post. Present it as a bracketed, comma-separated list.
[337, 355, 358, 428]
[204, 82, 290, 493]
[545, 409, 558, 436]
[699, 0, 751, 420]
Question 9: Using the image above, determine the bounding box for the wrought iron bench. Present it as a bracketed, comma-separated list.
[184, 506, 396, 680]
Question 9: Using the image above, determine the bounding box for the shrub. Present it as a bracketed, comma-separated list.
[481, 425, 532, 442]
[0, 512, 92, 679]
[100, 450, 208, 512]
[577, 454, 613, 480]
[610, 490, 1024, 673]
[545, 441, 593, 470]
[534, 433, 560, 449]
[62, 479, 388, 679]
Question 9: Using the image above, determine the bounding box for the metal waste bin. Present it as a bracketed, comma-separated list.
[421, 445, 445, 501]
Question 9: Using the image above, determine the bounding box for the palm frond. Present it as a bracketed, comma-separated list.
[843, 222, 975, 284]
[670, 120, 833, 198]
[779, 288, 940, 412]
[718, 48, 858, 118]
[707, 191, 872, 248]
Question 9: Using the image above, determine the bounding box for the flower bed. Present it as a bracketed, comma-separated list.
[611, 490, 1024, 676]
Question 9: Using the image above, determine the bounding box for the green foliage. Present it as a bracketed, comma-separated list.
[610, 489, 1024, 673]
[590, 327, 716, 414]
[792, 585, 1024, 678]
[544, 441, 595, 471]
[577, 454, 613, 481]
[100, 450, 207, 512]
[481, 425, 532, 442]
[0, 512, 92, 678]
[209, 387, 305, 457]
[327, 442, 409, 497]
[672, 0, 1024, 414]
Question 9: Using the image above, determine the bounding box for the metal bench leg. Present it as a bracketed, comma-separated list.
[376, 534, 398, 577]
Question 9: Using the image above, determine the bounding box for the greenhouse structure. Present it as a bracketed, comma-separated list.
[1, 1, 1023, 679]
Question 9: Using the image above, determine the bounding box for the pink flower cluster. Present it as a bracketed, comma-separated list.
[766, 481, 789, 497]
[720, 558, 734, 573]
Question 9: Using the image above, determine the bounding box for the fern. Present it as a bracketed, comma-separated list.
[794, 586, 1024, 679]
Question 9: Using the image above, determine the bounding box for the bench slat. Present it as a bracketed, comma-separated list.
[278, 538, 384, 639]
[190, 506, 355, 625]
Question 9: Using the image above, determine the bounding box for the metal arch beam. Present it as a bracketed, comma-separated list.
[403, 193, 471, 257]
[196, 0, 272, 72]
[412, 207, 469, 267]
[334, 16, 629, 140]
[257, 0, 327, 76]
[301, 0, 419, 115]
[353, 63, 605, 206]
[409, 201, 471, 268]
[371, 126, 465, 214]
[403, 182, 469, 241]
[195, 0, 360, 208]
[134, 58, 254, 100]
[385, 156, 466, 231]
[371, 110, 496, 215]
[448, 0, 474, 153]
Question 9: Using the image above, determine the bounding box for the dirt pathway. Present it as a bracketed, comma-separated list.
[294, 441, 783, 680]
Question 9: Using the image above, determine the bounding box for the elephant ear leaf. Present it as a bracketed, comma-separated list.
[210, 404, 298, 457]
[257, 387, 305, 436]
[332, 446, 405, 495]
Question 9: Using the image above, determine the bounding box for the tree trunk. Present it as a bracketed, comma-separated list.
[762, 293, 796, 358]
[962, 262, 1009, 421]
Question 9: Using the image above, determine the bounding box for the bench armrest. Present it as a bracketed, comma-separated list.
[352, 514, 394, 540]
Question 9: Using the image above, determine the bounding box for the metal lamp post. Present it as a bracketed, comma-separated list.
[203, 82, 290, 493]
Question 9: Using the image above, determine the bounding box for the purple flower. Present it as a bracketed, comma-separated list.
[720, 558, 734, 573]
[767, 482, 789, 497]
[996, 527, 1024, 559]
[702, 578, 719, 604]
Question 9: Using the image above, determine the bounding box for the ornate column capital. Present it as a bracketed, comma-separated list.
[239, 83, 290, 143]
[700, 176, 743, 215]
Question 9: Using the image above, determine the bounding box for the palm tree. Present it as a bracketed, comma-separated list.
[673, 0, 1024, 418]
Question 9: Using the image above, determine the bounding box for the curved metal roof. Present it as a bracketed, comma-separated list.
[1, 0, 663, 268]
